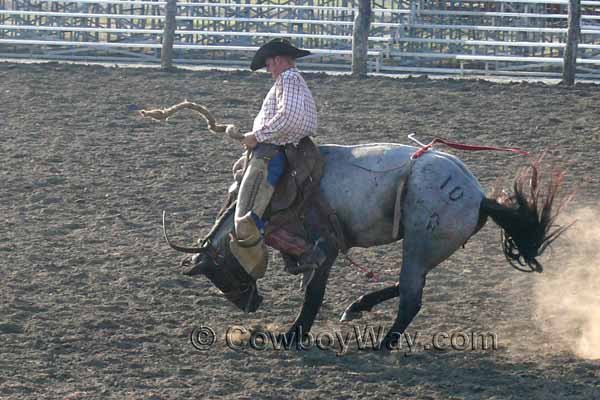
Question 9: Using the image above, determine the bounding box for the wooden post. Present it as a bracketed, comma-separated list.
[352, 0, 372, 78]
[562, 0, 581, 86]
[161, 0, 177, 70]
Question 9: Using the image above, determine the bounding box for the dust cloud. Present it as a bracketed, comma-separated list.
[534, 207, 600, 360]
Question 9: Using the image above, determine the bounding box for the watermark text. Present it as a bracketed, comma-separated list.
[190, 325, 498, 355]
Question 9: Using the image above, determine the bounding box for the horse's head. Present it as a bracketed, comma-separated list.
[163, 209, 263, 313]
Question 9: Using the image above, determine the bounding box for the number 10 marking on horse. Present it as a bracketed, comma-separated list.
[440, 175, 464, 201]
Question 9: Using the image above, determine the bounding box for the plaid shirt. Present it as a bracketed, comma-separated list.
[252, 68, 317, 145]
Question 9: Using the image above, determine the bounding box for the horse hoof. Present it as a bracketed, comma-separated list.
[340, 309, 363, 322]
[375, 346, 393, 356]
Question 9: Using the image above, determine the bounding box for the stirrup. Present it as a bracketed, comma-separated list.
[298, 239, 327, 267]
[300, 267, 317, 291]
[285, 262, 318, 276]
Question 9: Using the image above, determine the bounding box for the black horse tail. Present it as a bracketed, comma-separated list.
[480, 162, 575, 273]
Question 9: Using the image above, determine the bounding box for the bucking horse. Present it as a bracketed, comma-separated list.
[141, 101, 572, 351]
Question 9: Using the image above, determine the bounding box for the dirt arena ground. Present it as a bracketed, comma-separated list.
[1, 62, 599, 399]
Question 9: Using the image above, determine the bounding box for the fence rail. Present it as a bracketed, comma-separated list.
[1, 0, 600, 78]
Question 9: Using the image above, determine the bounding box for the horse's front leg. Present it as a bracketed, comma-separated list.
[284, 248, 337, 345]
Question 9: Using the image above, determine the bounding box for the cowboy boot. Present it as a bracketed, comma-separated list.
[281, 239, 328, 290]
[281, 253, 318, 292]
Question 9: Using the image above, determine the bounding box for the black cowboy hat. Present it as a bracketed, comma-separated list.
[250, 38, 311, 71]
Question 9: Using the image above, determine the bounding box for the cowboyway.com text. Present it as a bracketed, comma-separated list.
[190, 325, 498, 355]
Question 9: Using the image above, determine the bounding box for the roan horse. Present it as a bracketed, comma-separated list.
[164, 143, 571, 351]
[145, 103, 570, 351]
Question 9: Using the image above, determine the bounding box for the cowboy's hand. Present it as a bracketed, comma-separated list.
[242, 132, 259, 150]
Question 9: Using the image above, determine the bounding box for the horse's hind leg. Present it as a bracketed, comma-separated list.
[340, 284, 399, 322]
[374, 158, 482, 351]
[378, 235, 429, 351]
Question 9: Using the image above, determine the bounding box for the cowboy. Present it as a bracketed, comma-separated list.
[229, 39, 324, 288]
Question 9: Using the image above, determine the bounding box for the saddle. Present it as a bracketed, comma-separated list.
[270, 137, 322, 213]
[267, 137, 347, 257]
[228, 137, 347, 262]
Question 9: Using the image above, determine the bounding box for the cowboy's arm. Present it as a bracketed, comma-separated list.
[253, 74, 304, 143]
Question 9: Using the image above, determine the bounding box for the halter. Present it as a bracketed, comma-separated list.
[198, 237, 226, 266]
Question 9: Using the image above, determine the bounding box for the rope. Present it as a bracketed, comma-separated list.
[347, 160, 410, 174]
[410, 137, 530, 160]
[139, 100, 244, 141]
[343, 253, 380, 282]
